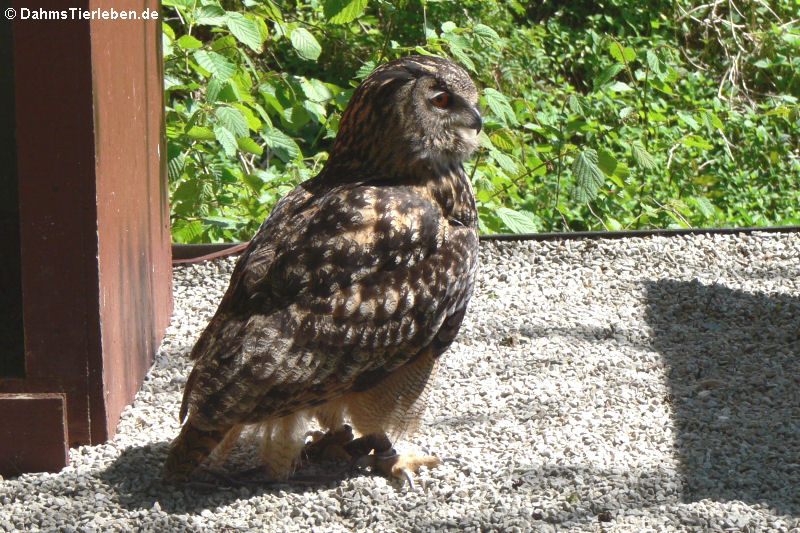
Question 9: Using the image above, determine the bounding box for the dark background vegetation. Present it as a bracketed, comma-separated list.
[161, 0, 799, 243]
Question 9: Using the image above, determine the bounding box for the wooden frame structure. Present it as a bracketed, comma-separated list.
[0, 0, 171, 475]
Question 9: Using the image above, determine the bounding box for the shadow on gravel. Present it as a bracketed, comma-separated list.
[644, 279, 800, 515]
[99, 441, 350, 514]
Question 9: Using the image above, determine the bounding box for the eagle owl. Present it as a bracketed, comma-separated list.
[163, 55, 482, 485]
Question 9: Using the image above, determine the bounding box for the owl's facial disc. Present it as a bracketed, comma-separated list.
[422, 85, 482, 161]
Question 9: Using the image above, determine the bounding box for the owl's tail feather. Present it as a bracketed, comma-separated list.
[162, 423, 226, 482]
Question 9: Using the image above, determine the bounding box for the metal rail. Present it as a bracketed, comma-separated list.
[172, 225, 800, 264]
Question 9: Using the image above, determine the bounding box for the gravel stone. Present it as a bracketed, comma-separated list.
[1, 232, 799, 532]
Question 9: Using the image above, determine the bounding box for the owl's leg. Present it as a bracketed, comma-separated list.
[162, 422, 231, 482]
[304, 424, 355, 462]
[256, 412, 310, 479]
[303, 398, 356, 463]
[343, 351, 442, 488]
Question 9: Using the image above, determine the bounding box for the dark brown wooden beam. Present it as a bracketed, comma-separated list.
[0, 393, 69, 475]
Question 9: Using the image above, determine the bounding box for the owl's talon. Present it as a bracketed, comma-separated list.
[303, 424, 355, 463]
[399, 468, 416, 491]
[369, 450, 442, 488]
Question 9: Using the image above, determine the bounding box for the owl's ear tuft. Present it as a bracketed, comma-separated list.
[371, 68, 415, 88]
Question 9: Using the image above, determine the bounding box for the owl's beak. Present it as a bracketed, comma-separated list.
[468, 106, 482, 133]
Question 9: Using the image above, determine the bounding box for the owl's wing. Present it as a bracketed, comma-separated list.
[180, 179, 478, 428]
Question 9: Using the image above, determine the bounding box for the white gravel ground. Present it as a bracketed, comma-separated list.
[1, 232, 799, 532]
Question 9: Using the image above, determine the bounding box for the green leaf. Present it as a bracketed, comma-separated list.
[172, 219, 203, 244]
[214, 81, 240, 103]
[597, 148, 617, 177]
[193, 50, 235, 80]
[250, 102, 274, 127]
[290, 28, 322, 60]
[226, 12, 264, 52]
[203, 216, 239, 228]
[242, 171, 265, 193]
[172, 179, 200, 205]
[356, 61, 376, 79]
[567, 94, 591, 116]
[228, 75, 253, 102]
[630, 142, 657, 169]
[647, 78, 673, 94]
[259, 84, 285, 115]
[677, 111, 700, 130]
[162, 0, 194, 7]
[593, 63, 625, 91]
[473, 23, 500, 44]
[261, 128, 301, 161]
[196, 5, 226, 26]
[571, 148, 605, 202]
[302, 99, 327, 122]
[489, 149, 519, 174]
[442, 31, 472, 50]
[232, 103, 262, 130]
[689, 196, 715, 219]
[608, 42, 635, 62]
[613, 162, 630, 181]
[702, 111, 724, 130]
[300, 77, 333, 102]
[475, 188, 492, 203]
[176, 35, 203, 49]
[619, 106, 637, 120]
[607, 81, 633, 92]
[162, 21, 176, 40]
[496, 207, 538, 233]
[237, 137, 264, 156]
[206, 78, 223, 103]
[525, 154, 546, 176]
[489, 129, 516, 151]
[482, 88, 517, 126]
[323, 0, 368, 24]
[216, 106, 250, 137]
[162, 29, 174, 58]
[477, 130, 493, 150]
[167, 152, 185, 181]
[211, 35, 237, 55]
[219, 167, 239, 184]
[186, 126, 216, 141]
[681, 135, 712, 150]
[646, 49, 660, 74]
[213, 124, 238, 157]
[449, 47, 475, 72]
[283, 104, 311, 130]
[262, 0, 283, 22]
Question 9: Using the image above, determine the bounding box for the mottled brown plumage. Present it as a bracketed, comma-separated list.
[163, 55, 481, 483]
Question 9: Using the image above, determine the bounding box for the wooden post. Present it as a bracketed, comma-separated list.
[0, 0, 172, 475]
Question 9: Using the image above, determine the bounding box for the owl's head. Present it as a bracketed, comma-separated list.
[329, 55, 482, 174]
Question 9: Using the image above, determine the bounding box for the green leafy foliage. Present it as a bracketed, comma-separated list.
[324, 0, 369, 24]
[572, 149, 605, 202]
[163, 0, 800, 242]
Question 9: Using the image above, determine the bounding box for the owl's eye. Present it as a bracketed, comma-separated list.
[429, 91, 451, 108]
